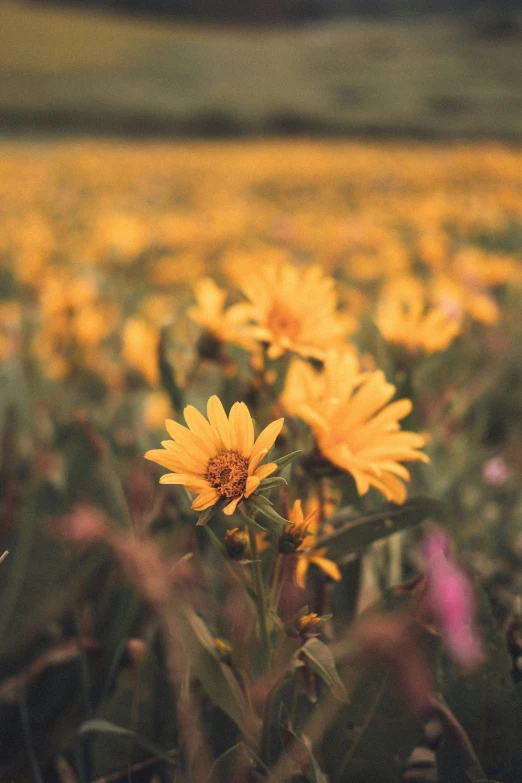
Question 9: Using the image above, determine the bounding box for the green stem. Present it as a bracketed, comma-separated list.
[269, 552, 282, 608]
[247, 525, 270, 669]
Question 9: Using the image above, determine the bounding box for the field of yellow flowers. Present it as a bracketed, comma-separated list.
[1, 139, 522, 783]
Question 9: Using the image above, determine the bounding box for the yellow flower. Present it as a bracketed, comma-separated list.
[122, 317, 159, 385]
[145, 396, 283, 516]
[431, 275, 499, 326]
[289, 500, 341, 589]
[237, 261, 355, 361]
[376, 276, 462, 355]
[282, 351, 429, 504]
[187, 277, 256, 349]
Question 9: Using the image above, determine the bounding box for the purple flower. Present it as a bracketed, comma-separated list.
[421, 527, 485, 671]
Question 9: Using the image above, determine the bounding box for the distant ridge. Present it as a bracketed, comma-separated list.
[1, 1, 522, 138]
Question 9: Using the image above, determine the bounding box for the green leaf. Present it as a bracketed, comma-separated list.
[317, 497, 446, 560]
[158, 330, 184, 411]
[279, 705, 328, 783]
[300, 638, 347, 702]
[181, 609, 251, 730]
[197, 505, 216, 527]
[258, 476, 288, 492]
[207, 742, 253, 783]
[273, 450, 302, 470]
[248, 497, 290, 528]
[79, 719, 176, 765]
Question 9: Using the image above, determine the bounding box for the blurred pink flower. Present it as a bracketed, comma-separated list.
[483, 456, 510, 487]
[421, 527, 485, 671]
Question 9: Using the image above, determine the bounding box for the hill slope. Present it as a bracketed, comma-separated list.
[1, 1, 522, 137]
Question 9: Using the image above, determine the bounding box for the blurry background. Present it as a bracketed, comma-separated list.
[1, 0, 522, 138]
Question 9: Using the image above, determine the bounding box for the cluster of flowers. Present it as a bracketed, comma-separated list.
[0, 141, 519, 386]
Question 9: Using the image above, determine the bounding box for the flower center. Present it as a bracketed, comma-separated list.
[205, 451, 249, 499]
[266, 305, 301, 342]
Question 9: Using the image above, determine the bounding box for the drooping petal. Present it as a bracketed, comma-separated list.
[295, 556, 309, 589]
[244, 475, 260, 497]
[191, 489, 220, 511]
[310, 555, 342, 582]
[223, 496, 242, 515]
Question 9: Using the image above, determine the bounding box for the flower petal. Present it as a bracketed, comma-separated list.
[253, 462, 277, 481]
[183, 405, 221, 452]
[229, 401, 254, 457]
[223, 496, 242, 515]
[165, 418, 213, 461]
[250, 418, 284, 466]
[207, 395, 232, 450]
[244, 475, 260, 497]
[295, 556, 309, 589]
[191, 489, 220, 511]
[310, 555, 342, 582]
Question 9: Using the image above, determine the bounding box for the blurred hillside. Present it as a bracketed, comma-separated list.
[22, 0, 522, 23]
[1, 1, 522, 137]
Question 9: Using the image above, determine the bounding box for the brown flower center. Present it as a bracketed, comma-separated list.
[205, 451, 249, 499]
[266, 306, 301, 342]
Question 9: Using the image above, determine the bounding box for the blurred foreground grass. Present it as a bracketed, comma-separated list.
[2, 1, 522, 136]
[0, 139, 522, 782]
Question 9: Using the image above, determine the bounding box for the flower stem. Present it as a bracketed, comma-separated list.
[247, 525, 270, 669]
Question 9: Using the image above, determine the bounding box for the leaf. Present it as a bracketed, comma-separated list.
[300, 638, 347, 702]
[197, 505, 216, 527]
[158, 330, 184, 411]
[273, 451, 302, 470]
[248, 497, 290, 529]
[258, 476, 288, 492]
[279, 705, 328, 783]
[181, 609, 251, 731]
[318, 497, 446, 560]
[207, 742, 253, 783]
[79, 719, 176, 765]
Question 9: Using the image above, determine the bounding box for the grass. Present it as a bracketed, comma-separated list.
[1, 1, 522, 137]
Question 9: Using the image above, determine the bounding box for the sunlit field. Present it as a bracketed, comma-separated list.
[1, 139, 522, 783]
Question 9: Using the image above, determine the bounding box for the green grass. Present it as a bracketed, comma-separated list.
[1, 1, 522, 136]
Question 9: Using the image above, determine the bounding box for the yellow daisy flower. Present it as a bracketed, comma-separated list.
[289, 500, 341, 589]
[145, 396, 283, 516]
[376, 276, 462, 355]
[237, 261, 356, 361]
[187, 277, 256, 349]
[282, 351, 429, 505]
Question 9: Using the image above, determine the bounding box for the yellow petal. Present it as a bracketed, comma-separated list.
[295, 556, 309, 589]
[191, 489, 220, 511]
[289, 499, 304, 525]
[244, 475, 260, 497]
[223, 496, 242, 515]
[254, 462, 277, 481]
[249, 448, 268, 475]
[183, 405, 221, 452]
[159, 474, 209, 490]
[207, 395, 232, 450]
[165, 418, 213, 461]
[229, 401, 254, 457]
[310, 555, 342, 582]
[250, 418, 284, 465]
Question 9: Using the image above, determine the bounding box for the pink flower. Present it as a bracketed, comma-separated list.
[421, 527, 485, 671]
[483, 456, 510, 487]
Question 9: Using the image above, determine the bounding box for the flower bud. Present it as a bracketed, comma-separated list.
[224, 527, 248, 560]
